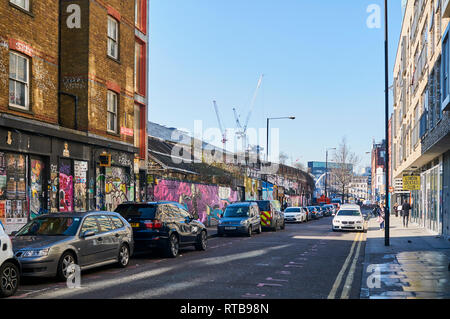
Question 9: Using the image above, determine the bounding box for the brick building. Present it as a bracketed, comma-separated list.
[0, 0, 148, 234]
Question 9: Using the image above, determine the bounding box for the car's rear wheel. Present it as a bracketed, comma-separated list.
[164, 234, 179, 258]
[195, 231, 207, 251]
[0, 261, 19, 298]
[117, 244, 130, 268]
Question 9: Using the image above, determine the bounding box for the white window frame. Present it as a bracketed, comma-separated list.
[10, 0, 30, 11]
[107, 91, 118, 133]
[107, 16, 119, 60]
[9, 51, 30, 110]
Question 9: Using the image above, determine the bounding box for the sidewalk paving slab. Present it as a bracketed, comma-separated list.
[360, 214, 450, 299]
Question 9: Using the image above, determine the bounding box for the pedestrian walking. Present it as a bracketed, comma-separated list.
[402, 200, 411, 228]
[393, 203, 399, 217]
[377, 205, 385, 230]
[397, 203, 403, 218]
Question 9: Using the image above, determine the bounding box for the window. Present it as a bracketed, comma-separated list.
[107, 16, 119, 60]
[80, 217, 99, 235]
[97, 215, 114, 233]
[135, 0, 146, 33]
[9, 51, 29, 110]
[135, 40, 146, 95]
[110, 216, 124, 229]
[107, 91, 118, 133]
[10, 0, 30, 11]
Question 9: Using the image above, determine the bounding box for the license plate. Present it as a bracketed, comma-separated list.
[131, 223, 140, 228]
[225, 227, 237, 230]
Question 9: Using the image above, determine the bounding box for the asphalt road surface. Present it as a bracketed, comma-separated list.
[12, 215, 367, 299]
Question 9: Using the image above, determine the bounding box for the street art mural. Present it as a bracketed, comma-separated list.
[104, 167, 130, 212]
[30, 159, 45, 218]
[74, 161, 87, 212]
[59, 160, 73, 212]
[262, 181, 274, 200]
[152, 180, 240, 226]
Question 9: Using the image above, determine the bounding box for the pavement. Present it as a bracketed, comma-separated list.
[360, 214, 450, 299]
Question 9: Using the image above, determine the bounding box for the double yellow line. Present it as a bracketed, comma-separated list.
[327, 232, 365, 299]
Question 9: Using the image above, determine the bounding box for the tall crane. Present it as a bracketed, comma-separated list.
[213, 100, 227, 151]
[233, 74, 264, 151]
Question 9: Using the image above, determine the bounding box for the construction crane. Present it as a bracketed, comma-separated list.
[233, 74, 264, 150]
[212, 100, 227, 151]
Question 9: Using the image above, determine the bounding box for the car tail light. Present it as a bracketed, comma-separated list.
[144, 220, 163, 229]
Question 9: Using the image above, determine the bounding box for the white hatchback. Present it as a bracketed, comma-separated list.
[0, 221, 20, 298]
[332, 204, 367, 232]
[284, 207, 307, 223]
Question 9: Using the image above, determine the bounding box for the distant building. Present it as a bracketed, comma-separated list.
[371, 140, 386, 203]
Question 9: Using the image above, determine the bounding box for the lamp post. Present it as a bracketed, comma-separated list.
[384, 0, 390, 246]
[266, 116, 296, 161]
[325, 147, 336, 199]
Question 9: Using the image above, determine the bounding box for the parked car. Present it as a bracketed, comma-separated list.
[0, 221, 21, 298]
[332, 204, 367, 232]
[217, 202, 262, 237]
[314, 206, 323, 218]
[252, 200, 285, 231]
[11, 212, 133, 281]
[284, 207, 307, 223]
[307, 206, 319, 220]
[302, 207, 311, 221]
[115, 202, 207, 258]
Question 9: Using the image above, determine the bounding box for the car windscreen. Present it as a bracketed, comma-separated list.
[16, 217, 82, 236]
[224, 206, 249, 218]
[285, 208, 301, 212]
[307, 206, 315, 211]
[256, 201, 270, 211]
[115, 204, 157, 219]
[337, 210, 361, 216]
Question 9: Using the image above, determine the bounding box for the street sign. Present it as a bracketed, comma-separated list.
[402, 175, 420, 191]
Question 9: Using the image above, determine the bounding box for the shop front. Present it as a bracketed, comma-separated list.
[411, 159, 443, 235]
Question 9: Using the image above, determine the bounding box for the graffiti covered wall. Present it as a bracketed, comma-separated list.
[152, 180, 240, 226]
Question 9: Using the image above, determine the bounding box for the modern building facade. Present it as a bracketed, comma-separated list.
[0, 0, 149, 234]
[371, 140, 386, 203]
[392, 0, 450, 238]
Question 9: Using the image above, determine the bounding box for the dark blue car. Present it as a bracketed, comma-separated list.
[217, 202, 262, 237]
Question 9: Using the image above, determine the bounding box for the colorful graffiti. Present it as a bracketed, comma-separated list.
[59, 161, 73, 212]
[152, 180, 240, 226]
[30, 159, 44, 218]
[104, 167, 130, 212]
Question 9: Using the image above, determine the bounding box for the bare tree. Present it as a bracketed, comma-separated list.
[330, 138, 360, 202]
[279, 151, 289, 165]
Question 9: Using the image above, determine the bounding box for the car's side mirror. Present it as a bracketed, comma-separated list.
[10, 231, 18, 236]
[82, 230, 95, 238]
[220, 213, 224, 218]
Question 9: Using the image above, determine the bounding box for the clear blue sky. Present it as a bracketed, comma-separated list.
[148, 0, 403, 172]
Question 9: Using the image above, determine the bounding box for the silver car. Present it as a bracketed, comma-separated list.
[11, 211, 133, 281]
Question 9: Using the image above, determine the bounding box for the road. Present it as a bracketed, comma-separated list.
[12, 215, 367, 299]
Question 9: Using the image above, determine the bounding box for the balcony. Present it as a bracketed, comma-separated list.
[419, 111, 428, 139]
[444, 0, 450, 18]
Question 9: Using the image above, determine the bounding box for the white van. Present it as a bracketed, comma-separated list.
[0, 221, 20, 297]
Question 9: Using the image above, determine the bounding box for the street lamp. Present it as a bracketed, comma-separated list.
[384, 0, 390, 246]
[325, 147, 336, 199]
[266, 116, 296, 161]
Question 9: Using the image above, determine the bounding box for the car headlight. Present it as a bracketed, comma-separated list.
[218, 220, 223, 225]
[356, 220, 363, 224]
[333, 219, 340, 224]
[21, 248, 50, 258]
[240, 220, 247, 225]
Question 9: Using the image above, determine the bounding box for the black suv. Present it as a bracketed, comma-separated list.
[115, 202, 207, 258]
